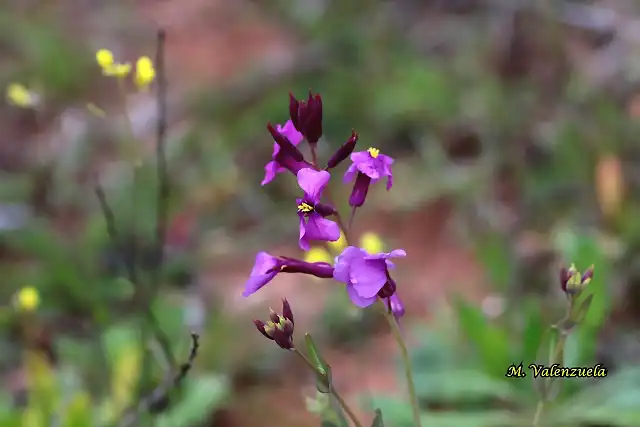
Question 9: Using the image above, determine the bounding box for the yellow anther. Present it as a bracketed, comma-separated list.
[367, 147, 380, 158]
[297, 202, 314, 213]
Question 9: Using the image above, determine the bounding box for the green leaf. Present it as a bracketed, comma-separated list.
[155, 375, 229, 427]
[413, 369, 517, 405]
[520, 298, 546, 366]
[305, 333, 332, 393]
[452, 296, 512, 379]
[371, 409, 384, 427]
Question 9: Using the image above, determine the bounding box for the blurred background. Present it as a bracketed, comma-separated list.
[2, 0, 640, 426]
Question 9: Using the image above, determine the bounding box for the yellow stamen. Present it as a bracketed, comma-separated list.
[367, 147, 380, 158]
[297, 202, 314, 213]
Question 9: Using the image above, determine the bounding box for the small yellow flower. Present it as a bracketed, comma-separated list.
[304, 247, 333, 264]
[15, 286, 40, 311]
[6, 83, 37, 108]
[134, 56, 155, 89]
[327, 231, 347, 254]
[360, 231, 384, 254]
[103, 63, 132, 78]
[96, 49, 131, 78]
[96, 49, 114, 68]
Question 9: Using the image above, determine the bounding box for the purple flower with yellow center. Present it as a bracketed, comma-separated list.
[243, 251, 334, 297]
[333, 245, 406, 308]
[296, 168, 340, 251]
[254, 299, 296, 350]
[344, 147, 394, 207]
[262, 120, 308, 185]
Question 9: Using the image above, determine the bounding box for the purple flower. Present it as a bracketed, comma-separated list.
[243, 251, 334, 297]
[344, 148, 394, 207]
[262, 121, 306, 185]
[290, 91, 323, 145]
[296, 168, 341, 251]
[333, 246, 406, 308]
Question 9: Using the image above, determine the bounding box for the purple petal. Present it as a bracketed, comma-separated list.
[350, 258, 387, 298]
[298, 216, 309, 251]
[365, 249, 407, 261]
[379, 154, 394, 165]
[261, 160, 279, 186]
[388, 293, 405, 319]
[270, 142, 280, 157]
[243, 252, 279, 296]
[297, 168, 331, 202]
[243, 272, 277, 296]
[351, 152, 381, 179]
[333, 246, 366, 283]
[346, 284, 378, 308]
[277, 120, 304, 146]
[343, 163, 358, 183]
[299, 213, 340, 250]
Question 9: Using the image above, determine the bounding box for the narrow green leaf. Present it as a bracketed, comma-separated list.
[452, 297, 511, 379]
[305, 333, 332, 393]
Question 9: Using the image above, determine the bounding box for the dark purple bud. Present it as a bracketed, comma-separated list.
[304, 91, 323, 145]
[282, 298, 294, 325]
[349, 172, 371, 207]
[581, 265, 594, 284]
[254, 304, 295, 350]
[314, 203, 336, 217]
[274, 150, 313, 176]
[559, 267, 569, 293]
[289, 92, 301, 131]
[327, 130, 358, 169]
[377, 271, 397, 299]
[281, 260, 334, 279]
[254, 320, 273, 340]
[290, 91, 323, 145]
[267, 122, 304, 162]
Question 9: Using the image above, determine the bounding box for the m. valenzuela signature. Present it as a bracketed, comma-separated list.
[505, 363, 608, 378]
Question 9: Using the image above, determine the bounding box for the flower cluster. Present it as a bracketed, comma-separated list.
[95, 49, 156, 90]
[243, 91, 405, 346]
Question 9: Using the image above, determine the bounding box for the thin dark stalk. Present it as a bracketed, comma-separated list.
[152, 29, 170, 287]
[117, 333, 200, 427]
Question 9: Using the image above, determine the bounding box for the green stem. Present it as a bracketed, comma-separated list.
[532, 400, 544, 427]
[293, 349, 364, 427]
[382, 307, 422, 427]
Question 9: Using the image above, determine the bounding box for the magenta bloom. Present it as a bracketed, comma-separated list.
[243, 251, 334, 296]
[333, 246, 406, 308]
[296, 168, 340, 251]
[262, 120, 305, 186]
[344, 147, 394, 207]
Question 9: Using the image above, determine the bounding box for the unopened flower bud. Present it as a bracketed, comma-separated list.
[267, 123, 304, 162]
[560, 263, 594, 294]
[254, 299, 296, 350]
[327, 131, 358, 169]
[348, 172, 371, 207]
[289, 91, 323, 145]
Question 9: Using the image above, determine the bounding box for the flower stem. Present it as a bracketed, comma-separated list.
[293, 349, 364, 427]
[532, 400, 544, 427]
[382, 307, 422, 427]
[347, 206, 358, 233]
